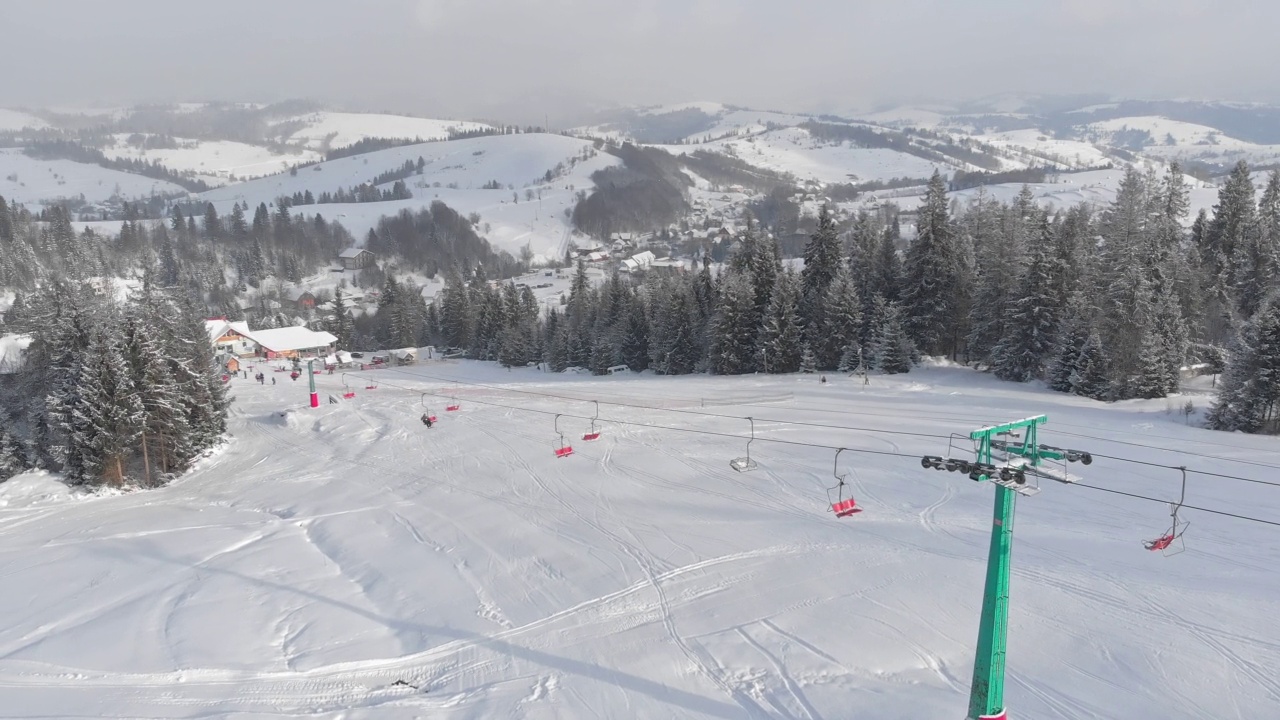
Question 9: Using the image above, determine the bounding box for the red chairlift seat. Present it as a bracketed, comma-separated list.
[831, 497, 862, 517]
[1144, 534, 1175, 552]
[582, 431, 600, 441]
[552, 414, 573, 457]
[343, 391, 356, 399]
[446, 403, 460, 411]
[366, 382, 378, 390]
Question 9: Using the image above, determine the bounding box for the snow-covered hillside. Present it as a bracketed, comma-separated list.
[0, 148, 186, 208]
[662, 126, 944, 185]
[198, 133, 619, 262]
[1, 363, 1276, 718]
[282, 112, 493, 151]
[0, 109, 49, 132]
[100, 135, 323, 185]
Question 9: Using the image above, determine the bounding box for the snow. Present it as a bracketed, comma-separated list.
[198, 133, 619, 262]
[100, 135, 323, 185]
[244, 326, 337, 353]
[976, 129, 1112, 171]
[0, 333, 32, 374]
[661, 126, 943, 185]
[282, 112, 494, 151]
[1, 363, 1277, 718]
[0, 148, 187, 208]
[0, 109, 49, 131]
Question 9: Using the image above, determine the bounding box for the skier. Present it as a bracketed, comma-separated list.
[271, 377, 276, 385]
[820, 375, 827, 384]
[421, 413, 434, 428]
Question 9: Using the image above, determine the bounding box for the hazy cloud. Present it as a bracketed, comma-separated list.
[1, 0, 1277, 124]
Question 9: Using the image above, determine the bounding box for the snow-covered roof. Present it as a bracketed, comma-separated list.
[338, 247, 371, 259]
[390, 347, 417, 359]
[283, 287, 314, 302]
[243, 327, 337, 353]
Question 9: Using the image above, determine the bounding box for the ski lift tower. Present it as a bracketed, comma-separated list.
[965, 414, 1063, 720]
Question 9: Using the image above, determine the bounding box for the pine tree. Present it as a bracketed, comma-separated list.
[203, 203, 221, 240]
[0, 426, 25, 481]
[800, 205, 842, 328]
[620, 304, 650, 371]
[1071, 331, 1109, 400]
[800, 343, 817, 374]
[1208, 299, 1280, 433]
[1047, 294, 1091, 394]
[818, 263, 862, 370]
[876, 302, 913, 374]
[331, 286, 354, 348]
[71, 330, 143, 485]
[902, 171, 963, 357]
[991, 235, 1058, 382]
[711, 274, 759, 375]
[758, 269, 803, 373]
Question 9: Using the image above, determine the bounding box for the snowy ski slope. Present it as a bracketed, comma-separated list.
[1, 363, 1276, 718]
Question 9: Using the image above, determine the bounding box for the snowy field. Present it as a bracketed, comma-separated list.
[0, 109, 49, 132]
[198, 133, 618, 261]
[100, 136, 323, 185]
[1, 363, 1277, 718]
[283, 112, 493, 151]
[0, 148, 186, 208]
[663, 127, 943, 185]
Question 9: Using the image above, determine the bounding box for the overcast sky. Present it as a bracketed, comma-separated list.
[2, 0, 1277, 124]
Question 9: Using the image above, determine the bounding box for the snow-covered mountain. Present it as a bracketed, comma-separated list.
[3, 97, 1279, 260]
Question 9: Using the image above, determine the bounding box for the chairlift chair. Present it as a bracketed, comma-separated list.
[729, 417, 758, 472]
[827, 449, 862, 517]
[582, 401, 601, 441]
[366, 378, 378, 390]
[446, 384, 461, 411]
[419, 395, 437, 424]
[1145, 468, 1191, 556]
[341, 376, 356, 399]
[553, 414, 574, 458]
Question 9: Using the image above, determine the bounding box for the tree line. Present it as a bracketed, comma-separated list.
[0, 280, 228, 486]
[417, 162, 1280, 435]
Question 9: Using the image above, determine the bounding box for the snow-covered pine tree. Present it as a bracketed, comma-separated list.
[1070, 331, 1109, 400]
[620, 304, 651, 371]
[965, 190, 1025, 366]
[0, 426, 25, 482]
[877, 217, 902, 302]
[71, 330, 143, 486]
[991, 231, 1059, 382]
[1047, 293, 1091, 394]
[799, 343, 817, 374]
[818, 263, 862, 370]
[330, 286, 354, 348]
[876, 302, 914, 374]
[711, 274, 759, 375]
[1207, 298, 1280, 433]
[902, 171, 963, 357]
[800, 205, 842, 346]
[758, 269, 803, 373]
